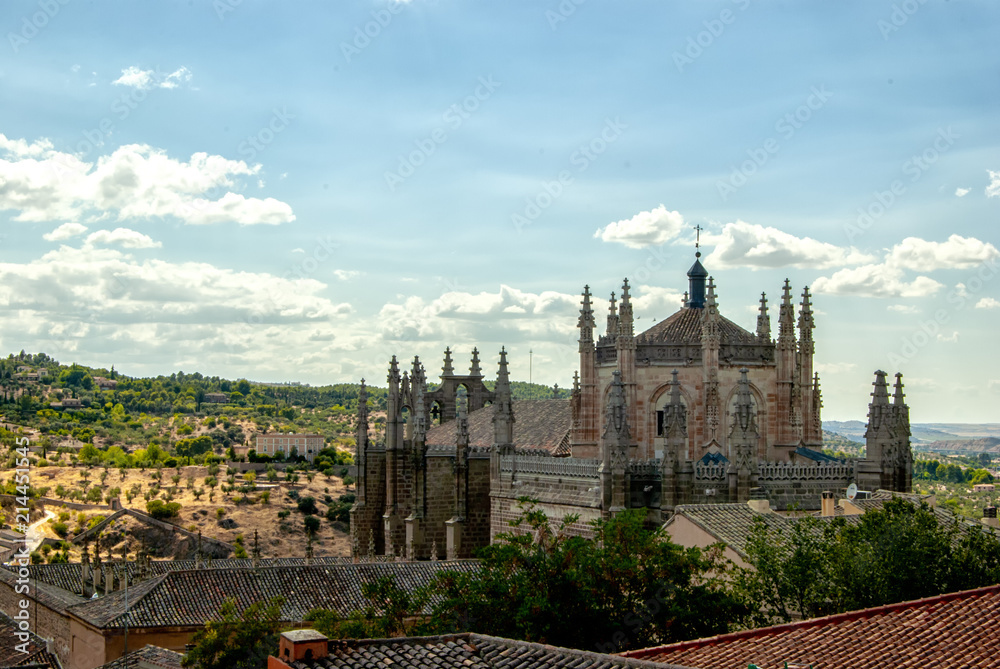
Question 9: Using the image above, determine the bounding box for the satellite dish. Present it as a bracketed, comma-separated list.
[846, 483, 858, 500]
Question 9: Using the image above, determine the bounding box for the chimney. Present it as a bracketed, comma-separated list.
[747, 487, 770, 513]
[982, 506, 999, 529]
[820, 491, 835, 517]
[272, 630, 329, 667]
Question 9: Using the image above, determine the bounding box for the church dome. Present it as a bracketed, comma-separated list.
[635, 306, 756, 345]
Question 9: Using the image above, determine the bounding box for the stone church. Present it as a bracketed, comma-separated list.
[350, 253, 913, 560]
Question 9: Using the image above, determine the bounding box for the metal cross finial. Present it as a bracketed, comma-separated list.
[693, 224, 703, 257]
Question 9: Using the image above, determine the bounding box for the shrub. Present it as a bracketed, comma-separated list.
[297, 496, 318, 515]
[52, 522, 69, 538]
[304, 515, 321, 536]
[147, 499, 182, 520]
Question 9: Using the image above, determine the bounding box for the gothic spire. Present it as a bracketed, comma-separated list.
[702, 277, 721, 346]
[618, 279, 634, 338]
[493, 347, 515, 446]
[470, 347, 482, 377]
[864, 370, 893, 441]
[778, 279, 796, 351]
[578, 285, 595, 344]
[798, 286, 814, 348]
[892, 372, 910, 436]
[606, 291, 619, 337]
[756, 292, 771, 340]
[442, 347, 454, 376]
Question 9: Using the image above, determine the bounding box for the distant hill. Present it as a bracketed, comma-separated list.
[823, 420, 866, 442]
[823, 421, 1000, 445]
[920, 436, 1000, 455]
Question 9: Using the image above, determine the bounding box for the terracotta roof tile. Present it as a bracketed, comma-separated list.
[285, 633, 696, 669]
[67, 561, 481, 630]
[0, 612, 62, 668]
[624, 584, 1000, 669]
[94, 644, 183, 669]
[635, 307, 757, 346]
[426, 400, 571, 455]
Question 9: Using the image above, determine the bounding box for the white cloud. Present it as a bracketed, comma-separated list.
[43, 222, 88, 241]
[0, 245, 372, 385]
[85, 228, 161, 249]
[812, 264, 943, 298]
[0, 134, 294, 225]
[704, 221, 875, 269]
[377, 285, 578, 343]
[159, 67, 192, 89]
[987, 170, 1000, 198]
[815, 362, 857, 374]
[593, 205, 685, 249]
[631, 285, 685, 317]
[887, 304, 918, 313]
[112, 66, 153, 90]
[886, 235, 999, 271]
[334, 270, 361, 281]
[955, 187, 971, 197]
[112, 66, 192, 91]
[976, 297, 1000, 309]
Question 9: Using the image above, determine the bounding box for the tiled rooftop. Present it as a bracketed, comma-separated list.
[668, 492, 995, 559]
[278, 632, 694, 669]
[426, 399, 571, 455]
[3, 556, 354, 596]
[623, 584, 1000, 669]
[0, 612, 62, 668]
[635, 307, 758, 346]
[68, 560, 481, 630]
[94, 644, 183, 669]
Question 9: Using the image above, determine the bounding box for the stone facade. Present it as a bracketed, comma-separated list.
[351, 255, 914, 557]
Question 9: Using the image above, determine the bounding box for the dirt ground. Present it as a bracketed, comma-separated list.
[27, 465, 354, 560]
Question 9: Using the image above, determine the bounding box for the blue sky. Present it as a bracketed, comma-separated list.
[0, 0, 998, 421]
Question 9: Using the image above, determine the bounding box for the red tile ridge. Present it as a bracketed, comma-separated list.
[621, 583, 1000, 660]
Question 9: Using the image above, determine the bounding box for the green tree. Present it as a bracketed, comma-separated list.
[425, 501, 744, 652]
[181, 596, 284, 669]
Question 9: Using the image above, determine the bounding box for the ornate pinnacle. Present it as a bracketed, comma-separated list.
[442, 347, 454, 377]
[470, 347, 482, 377]
[892, 372, 905, 405]
[572, 370, 580, 393]
[757, 292, 771, 340]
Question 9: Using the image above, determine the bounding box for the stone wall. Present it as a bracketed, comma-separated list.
[350, 447, 386, 557]
[463, 456, 492, 556]
[0, 568, 75, 666]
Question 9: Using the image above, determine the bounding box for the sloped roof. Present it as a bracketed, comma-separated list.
[4, 556, 354, 597]
[94, 644, 182, 669]
[0, 612, 63, 668]
[666, 504, 791, 559]
[425, 399, 571, 455]
[286, 632, 694, 669]
[68, 561, 481, 630]
[623, 584, 1000, 669]
[668, 493, 996, 559]
[635, 307, 757, 346]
